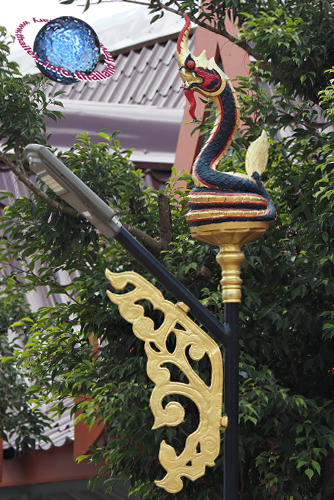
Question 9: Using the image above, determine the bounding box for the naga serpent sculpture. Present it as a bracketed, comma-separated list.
[176, 14, 276, 228]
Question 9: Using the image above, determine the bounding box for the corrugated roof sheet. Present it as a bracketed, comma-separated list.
[3, 399, 74, 451]
[46, 35, 194, 109]
[41, 35, 194, 165]
[39, 402, 75, 450]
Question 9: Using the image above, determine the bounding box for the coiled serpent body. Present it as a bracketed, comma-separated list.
[176, 14, 276, 227]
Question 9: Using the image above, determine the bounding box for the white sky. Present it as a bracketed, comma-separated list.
[2, 0, 133, 51]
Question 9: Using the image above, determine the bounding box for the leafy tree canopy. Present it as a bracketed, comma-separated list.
[1, 0, 334, 498]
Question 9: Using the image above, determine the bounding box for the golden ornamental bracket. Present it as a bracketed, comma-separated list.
[105, 270, 224, 494]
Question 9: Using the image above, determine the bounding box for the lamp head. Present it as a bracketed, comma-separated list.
[24, 144, 121, 239]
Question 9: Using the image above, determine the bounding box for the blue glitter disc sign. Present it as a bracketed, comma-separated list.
[33, 16, 100, 84]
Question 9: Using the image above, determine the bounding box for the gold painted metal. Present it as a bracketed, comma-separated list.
[187, 192, 265, 204]
[186, 208, 269, 222]
[189, 220, 269, 247]
[186, 193, 268, 224]
[245, 130, 269, 177]
[189, 221, 269, 303]
[221, 416, 228, 428]
[216, 244, 245, 303]
[105, 269, 224, 494]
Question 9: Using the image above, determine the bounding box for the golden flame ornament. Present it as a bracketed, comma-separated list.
[245, 130, 269, 177]
[105, 270, 225, 493]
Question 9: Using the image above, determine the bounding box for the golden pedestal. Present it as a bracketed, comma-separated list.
[189, 221, 269, 303]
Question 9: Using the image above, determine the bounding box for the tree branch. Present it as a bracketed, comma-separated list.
[122, 222, 162, 253]
[75, 0, 289, 85]
[1, 152, 175, 255]
[123, 195, 173, 253]
[158, 192, 173, 250]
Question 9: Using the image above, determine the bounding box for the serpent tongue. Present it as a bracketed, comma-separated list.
[184, 88, 197, 120]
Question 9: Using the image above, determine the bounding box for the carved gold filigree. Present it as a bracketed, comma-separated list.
[105, 269, 224, 494]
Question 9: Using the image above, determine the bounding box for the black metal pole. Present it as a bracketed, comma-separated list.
[115, 226, 228, 347]
[224, 303, 239, 500]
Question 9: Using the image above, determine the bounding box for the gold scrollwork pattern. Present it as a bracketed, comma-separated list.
[105, 270, 224, 493]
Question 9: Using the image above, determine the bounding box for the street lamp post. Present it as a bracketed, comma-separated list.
[24, 143, 240, 496]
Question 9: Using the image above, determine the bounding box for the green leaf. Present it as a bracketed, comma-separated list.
[0, 190, 14, 197]
[76, 454, 90, 463]
[83, 0, 91, 12]
[150, 14, 162, 24]
[311, 460, 321, 474]
[305, 469, 314, 480]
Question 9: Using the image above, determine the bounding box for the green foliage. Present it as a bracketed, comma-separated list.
[0, 27, 64, 154]
[319, 68, 334, 116]
[239, 363, 334, 499]
[222, 60, 334, 498]
[238, 3, 334, 103]
[0, 131, 220, 498]
[0, 27, 64, 454]
[0, 274, 51, 453]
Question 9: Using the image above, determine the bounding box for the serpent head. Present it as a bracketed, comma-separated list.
[176, 14, 228, 119]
